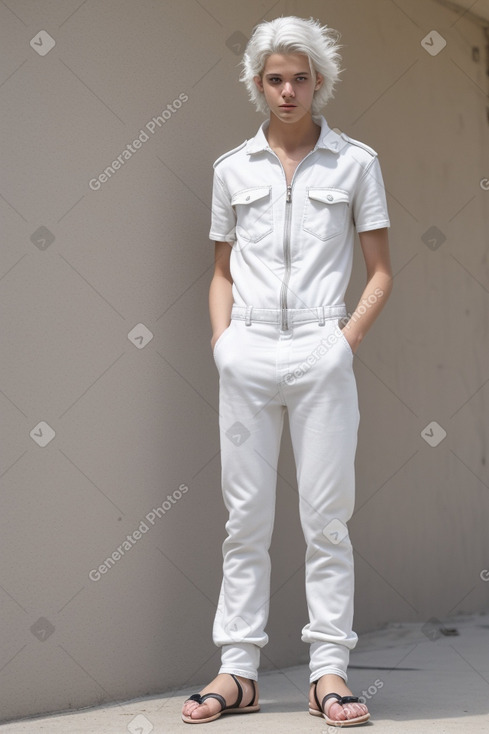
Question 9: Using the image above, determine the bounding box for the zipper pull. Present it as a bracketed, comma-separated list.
[286, 185, 292, 203]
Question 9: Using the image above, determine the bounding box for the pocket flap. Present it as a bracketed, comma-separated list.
[307, 188, 350, 205]
[232, 187, 271, 206]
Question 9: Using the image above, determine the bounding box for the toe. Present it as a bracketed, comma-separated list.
[189, 703, 213, 720]
[342, 702, 369, 720]
[182, 700, 217, 720]
[328, 702, 348, 721]
[182, 700, 197, 717]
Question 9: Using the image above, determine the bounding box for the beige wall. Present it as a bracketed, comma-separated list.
[1, 0, 488, 723]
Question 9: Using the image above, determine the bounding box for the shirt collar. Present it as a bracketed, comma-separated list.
[245, 115, 343, 155]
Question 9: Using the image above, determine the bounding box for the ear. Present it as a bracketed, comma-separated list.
[253, 74, 264, 92]
[314, 72, 324, 91]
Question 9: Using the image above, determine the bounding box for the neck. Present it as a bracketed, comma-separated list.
[265, 112, 321, 153]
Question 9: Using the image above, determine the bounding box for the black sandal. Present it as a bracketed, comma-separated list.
[182, 673, 260, 724]
[309, 680, 370, 727]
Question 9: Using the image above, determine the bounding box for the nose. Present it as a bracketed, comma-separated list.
[281, 82, 294, 98]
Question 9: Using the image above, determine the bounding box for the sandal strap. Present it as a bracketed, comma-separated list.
[229, 674, 258, 709]
[186, 674, 256, 713]
[322, 692, 360, 709]
[312, 683, 360, 713]
[313, 680, 322, 711]
[228, 674, 243, 709]
[251, 678, 257, 706]
[339, 695, 360, 704]
[187, 673, 256, 711]
[246, 677, 257, 706]
[228, 674, 257, 708]
[186, 694, 203, 704]
[186, 692, 226, 712]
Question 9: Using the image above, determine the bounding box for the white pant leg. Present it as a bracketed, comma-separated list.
[211, 319, 285, 680]
[282, 319, 360, 684]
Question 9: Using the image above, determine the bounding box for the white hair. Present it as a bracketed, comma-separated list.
[239, 16, 343, 116]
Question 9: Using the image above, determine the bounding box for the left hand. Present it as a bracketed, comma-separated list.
[341, 326, 360, 354]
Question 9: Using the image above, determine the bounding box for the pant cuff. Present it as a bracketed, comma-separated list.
[218, 642, 260, 680]
[310, 666, 348, 684]
[218, 665, 258, 681]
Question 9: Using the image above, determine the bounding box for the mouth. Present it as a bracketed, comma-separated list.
[279, 104, 296, 108]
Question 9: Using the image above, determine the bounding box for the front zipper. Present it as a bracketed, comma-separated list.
[280, 184, 292, 330]
[268, 148, 317, 331]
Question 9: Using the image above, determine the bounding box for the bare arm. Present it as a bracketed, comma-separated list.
[341, 227, 393, 353]
[209, 241, 233, 351]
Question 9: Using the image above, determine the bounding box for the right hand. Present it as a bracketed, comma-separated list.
[211, 331, 223, 353]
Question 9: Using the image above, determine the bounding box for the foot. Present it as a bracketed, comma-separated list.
[182, 673, 258, 722]
[309, 674, 369, 724]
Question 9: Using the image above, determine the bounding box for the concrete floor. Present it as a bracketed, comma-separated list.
[1, 613, 488, 733]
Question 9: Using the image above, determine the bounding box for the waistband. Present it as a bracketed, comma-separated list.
[231, 304, 347, 326]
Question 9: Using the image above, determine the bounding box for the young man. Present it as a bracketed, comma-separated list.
[182, 15, 392, 726]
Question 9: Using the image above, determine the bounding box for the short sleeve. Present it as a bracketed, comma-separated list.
[209, 170, 236, 243]
[352, 155, 390, 233]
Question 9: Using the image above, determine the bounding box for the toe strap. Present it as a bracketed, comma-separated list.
[186, 694, 202, 704]
[186, 692, 226, 712]
[339, 695, 360, 704]
[322, 692, 360, 708]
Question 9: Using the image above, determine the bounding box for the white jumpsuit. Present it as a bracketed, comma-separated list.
[209, 115, 390, 684]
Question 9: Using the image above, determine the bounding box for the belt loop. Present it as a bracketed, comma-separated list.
[245, 306, 253, 326]
[317, 306, 325, 327]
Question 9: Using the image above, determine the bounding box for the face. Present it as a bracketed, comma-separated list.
[254, 52, 323, 123]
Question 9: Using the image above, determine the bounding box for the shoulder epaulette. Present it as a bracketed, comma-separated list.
[213, 140, 247, 168]
[339, 132, 377, 157]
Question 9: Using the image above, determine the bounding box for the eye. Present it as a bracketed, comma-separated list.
[268, 76, 282, 84]
[296, 76, 308, 82]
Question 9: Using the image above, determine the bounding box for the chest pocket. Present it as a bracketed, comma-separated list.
[303, 188, 350, 241]
[232, 186, 273, 243]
